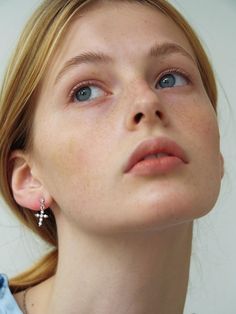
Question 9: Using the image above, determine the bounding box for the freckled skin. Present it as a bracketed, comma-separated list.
[30, 2, 223, 236]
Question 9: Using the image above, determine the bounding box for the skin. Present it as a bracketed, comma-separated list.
[12, 2, 223, 314]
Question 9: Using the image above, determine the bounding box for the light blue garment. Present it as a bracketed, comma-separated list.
[0, 274, 23, 314]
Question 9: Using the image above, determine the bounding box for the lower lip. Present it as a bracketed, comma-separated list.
[127, 156, 184, 176]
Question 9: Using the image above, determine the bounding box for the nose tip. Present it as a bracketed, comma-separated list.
[125, 83, 168, 130]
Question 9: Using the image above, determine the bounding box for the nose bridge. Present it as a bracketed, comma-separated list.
[131, 79, 159, 106]
[123, 78, 167, 130]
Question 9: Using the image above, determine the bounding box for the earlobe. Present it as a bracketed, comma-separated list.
[10, 150, 52, 211]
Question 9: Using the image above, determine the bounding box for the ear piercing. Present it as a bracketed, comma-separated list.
[35, 198, 49, 227]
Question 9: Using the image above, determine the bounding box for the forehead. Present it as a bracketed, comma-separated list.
[45, 1, 195, 81]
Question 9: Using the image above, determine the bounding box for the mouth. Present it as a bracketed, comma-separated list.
[123, 136, 189, 175]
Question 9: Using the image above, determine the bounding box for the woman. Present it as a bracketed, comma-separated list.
[0, 0, 224, 313]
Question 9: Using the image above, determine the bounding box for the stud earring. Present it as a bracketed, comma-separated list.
[35, 198, 49, 227]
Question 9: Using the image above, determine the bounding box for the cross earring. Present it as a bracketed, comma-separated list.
[35, 198, 49, 227]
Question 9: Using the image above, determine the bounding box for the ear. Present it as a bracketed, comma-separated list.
[10, 150, 52, 211]
[220, 152, 224, 179]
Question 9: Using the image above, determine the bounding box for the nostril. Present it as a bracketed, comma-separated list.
[134, 111, 163, 124]
[134, 112, 143, 123]
[156, 110, 163, 119]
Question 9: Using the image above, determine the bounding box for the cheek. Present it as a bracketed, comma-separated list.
[185, 105, 222, 211]
[35, 123, 109, 208]
[171, 94, 220, 147]
[189, 102, 221, 169]
[191, 107, 219, 151]
[171, 95, 222, 196]
[32, 100, 115, 205]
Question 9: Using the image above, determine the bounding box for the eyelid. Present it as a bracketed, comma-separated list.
[68, 80, 109, 103]
[157, 67, 191, 85]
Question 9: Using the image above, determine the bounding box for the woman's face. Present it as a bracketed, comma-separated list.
[30, 2, 223, 235]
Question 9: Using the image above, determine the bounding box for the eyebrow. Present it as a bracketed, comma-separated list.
[149, 42, 195, 63]
[54, 42, 195, 85]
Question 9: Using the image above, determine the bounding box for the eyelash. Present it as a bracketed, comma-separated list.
[68, 68, 191, 103]
[68, 80, 107, 103]
[157, 68, 191, 86]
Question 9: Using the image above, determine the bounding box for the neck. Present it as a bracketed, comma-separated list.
[32, 222, 193, 314]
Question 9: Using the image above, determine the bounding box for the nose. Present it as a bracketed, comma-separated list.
[125, 81, 168, 131]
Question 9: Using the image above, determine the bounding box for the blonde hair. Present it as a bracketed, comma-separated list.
[0, 0, 217, 293]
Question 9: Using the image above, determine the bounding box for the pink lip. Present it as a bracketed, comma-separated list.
[124, 137, 189, 175]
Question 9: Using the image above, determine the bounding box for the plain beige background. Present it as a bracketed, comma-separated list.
[0, 1, 235, 313]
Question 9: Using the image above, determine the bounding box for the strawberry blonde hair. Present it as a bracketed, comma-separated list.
[0, 0, 217, 293]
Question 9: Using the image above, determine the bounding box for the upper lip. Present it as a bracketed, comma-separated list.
[124, 136, 189, 173]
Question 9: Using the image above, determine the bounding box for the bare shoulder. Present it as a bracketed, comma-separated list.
[13, 276, 54, 313]
[13, 290, 25, 311]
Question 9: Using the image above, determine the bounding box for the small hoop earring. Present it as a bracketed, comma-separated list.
[35, 198, 49, 227]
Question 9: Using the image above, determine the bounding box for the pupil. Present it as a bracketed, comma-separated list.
[159, 74, 176, 88]
[76, 86, 92, 101]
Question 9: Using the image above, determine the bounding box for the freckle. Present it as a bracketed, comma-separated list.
[29, 302, 35, 308]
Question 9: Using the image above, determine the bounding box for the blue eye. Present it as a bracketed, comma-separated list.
[157, 72, 188, 89]
[73, 85, 105, 102]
